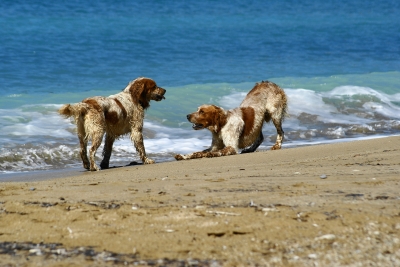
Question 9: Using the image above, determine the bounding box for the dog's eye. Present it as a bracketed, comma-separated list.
[199, 110, 204, 114]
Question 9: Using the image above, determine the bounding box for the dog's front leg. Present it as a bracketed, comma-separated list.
[205, 146, 237, 157]
[201, 133, 238, 158]
[208, 132, 225, 152]
[175, 151, 209, 160]
[175, 134, 225, 160]
[130, 122, 155, 164]
[202, 135, 225, 152]
[175, 146, 237, 160]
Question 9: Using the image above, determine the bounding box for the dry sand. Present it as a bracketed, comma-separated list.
[0, 136, 399, 266]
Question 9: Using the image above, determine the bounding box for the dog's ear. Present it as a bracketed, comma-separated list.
[128, 78, 153, 109]
[212, 106, 227, 133]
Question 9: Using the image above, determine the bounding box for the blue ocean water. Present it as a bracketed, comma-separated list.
[1, 0, 400, 174]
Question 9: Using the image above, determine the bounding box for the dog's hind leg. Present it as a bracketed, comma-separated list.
[87, 114, 105, 171]
[100, 134, 115, 169]
[264, 110, 284, 150]
[241, 132, 264, 154]
[88, 131, 104, 171]
[270, 88, 287, 150]
[76, 117, 90, 170]
[79, 137, 90, 170]
[271, 116, 284, 150]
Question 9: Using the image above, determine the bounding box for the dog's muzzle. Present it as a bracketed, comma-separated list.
[191, 123, 204, 130]
[153, 87, 166, 101]
[154, 94, 165, 101]
[187, 114, 204, 130]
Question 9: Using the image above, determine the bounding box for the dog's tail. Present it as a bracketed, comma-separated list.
[58, 103, 88, 120]
[264, 89, 289, 124]
[277, 87, 289, 122]
[281, 97, 289, 121]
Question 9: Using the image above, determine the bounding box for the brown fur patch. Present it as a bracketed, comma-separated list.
[128, 83, 140, 104]
[143, 79, 156, 90]
[105, 111, 119, 125]
[141, 79, 156, 108]
[240, 107, 255, 137]
[129, 79, 155, 109]
[113, 99, 127, 118]
[189, 105, 227, 132]
[128, 81, 144, 107]
[203, 105, 220, 127]
[189, 106, 214, 127]
[83, 99, 102, 113]
[215, 106, 227, 133]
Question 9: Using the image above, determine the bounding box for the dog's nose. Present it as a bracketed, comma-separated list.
[186, 114, 190, 120]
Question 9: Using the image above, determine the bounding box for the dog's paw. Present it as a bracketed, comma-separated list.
[271, 144, 282, 150]
[83, 162, 90, 170]
[100, 161, 109, 169]
[174, 154, 185, 161]
[205, 152, 216, 158]
[144, 158, 155, 164]
[90, 164, 101, 171]
[193, 152, 209, 159]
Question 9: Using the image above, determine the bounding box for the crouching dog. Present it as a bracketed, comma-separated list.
[175, 81, 287, 160]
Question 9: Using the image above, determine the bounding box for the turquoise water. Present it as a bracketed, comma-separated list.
[1, 1, 399, 173]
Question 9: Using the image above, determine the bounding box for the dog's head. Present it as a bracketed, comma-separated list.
[125, 77, 166, 109]
[187, 104, 227, 133]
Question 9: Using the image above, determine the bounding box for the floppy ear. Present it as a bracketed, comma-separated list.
[212, 106, 227, 133]
[128, 79, 151, 109]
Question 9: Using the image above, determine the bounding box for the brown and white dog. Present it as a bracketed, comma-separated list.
[174, 81, 287, 160]
[58, 77, 166, 171]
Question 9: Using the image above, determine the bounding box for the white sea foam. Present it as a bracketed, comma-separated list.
[1, 84, 400, 173]
[324, 86, 400, 119]
[1, 106, 73, 138]
[287, 88, 368, 124]
[112, 121, 211, 156]
[286, 88, 338, 116]
[217, 85, 400, 132]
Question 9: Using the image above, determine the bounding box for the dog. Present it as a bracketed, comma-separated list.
[58, 77, 166, 171]
[174, 81, 287, 160]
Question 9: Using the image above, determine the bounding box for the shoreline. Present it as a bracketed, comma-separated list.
[0, 134, 395, 183]
[0, 135, 399, 266]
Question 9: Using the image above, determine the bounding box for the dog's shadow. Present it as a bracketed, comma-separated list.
[83, 161, 144, 172]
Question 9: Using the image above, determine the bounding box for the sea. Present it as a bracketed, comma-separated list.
[1, 0, 400, 176]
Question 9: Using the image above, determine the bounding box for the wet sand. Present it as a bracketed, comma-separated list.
[0, 136, 399, 266]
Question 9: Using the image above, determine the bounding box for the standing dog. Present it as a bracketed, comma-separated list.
[59, 77, 166, 171]
[175, 81, 287, 160]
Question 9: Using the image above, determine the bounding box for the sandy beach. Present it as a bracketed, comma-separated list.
[0, 136, 399, 266]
